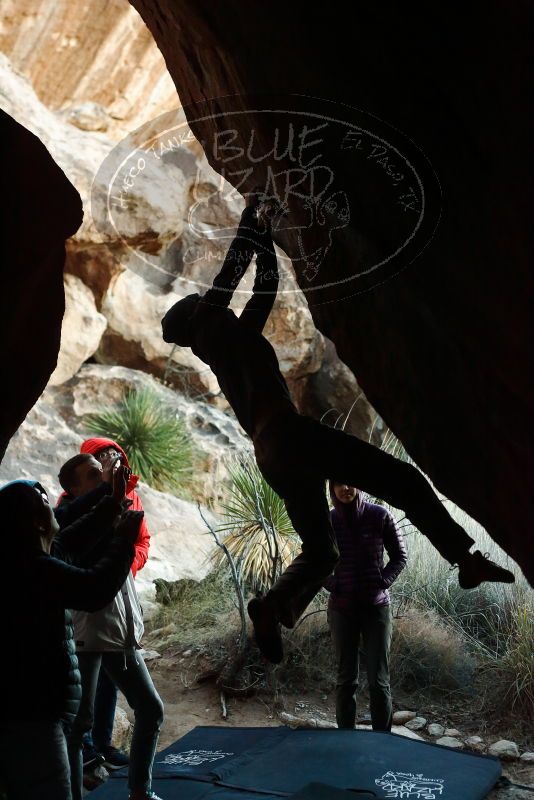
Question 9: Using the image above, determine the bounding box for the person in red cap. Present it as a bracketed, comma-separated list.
[56, 437, 153, 783]
[77, 438, 150, 775]
[80, 438, 150, 578]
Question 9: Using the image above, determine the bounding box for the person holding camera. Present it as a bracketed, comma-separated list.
[0, 474, 139, 800]
[56, 437, 151, 774]
[56, 447, 163, 800]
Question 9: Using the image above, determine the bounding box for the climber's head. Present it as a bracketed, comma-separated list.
[161, 293, 201, 348]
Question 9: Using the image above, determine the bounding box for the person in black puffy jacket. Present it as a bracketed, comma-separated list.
[0, 476, 141, 800]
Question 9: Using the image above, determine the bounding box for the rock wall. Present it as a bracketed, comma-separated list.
[0, 107, 82, 460]
[0, 365, 224, 600]
[1, 52, 375, 439]
[128, 1, 533, 582]
[0, 0, 176, 138]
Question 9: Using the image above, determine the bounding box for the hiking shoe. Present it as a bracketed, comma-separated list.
[458, 550, 515, 590]
[247, 597, 284, 663]
[128, 792, 163, 800]
[82, 743, 105, 770]
[100, 744, 129, 770]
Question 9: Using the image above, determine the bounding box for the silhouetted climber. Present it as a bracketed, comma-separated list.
[161, 193, 514, 664]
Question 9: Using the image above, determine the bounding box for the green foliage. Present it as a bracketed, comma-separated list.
[85, 387, 193, 494]
[214, 459, 299, 593]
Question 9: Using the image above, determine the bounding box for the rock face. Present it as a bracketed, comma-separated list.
[0, 0, 176, 139]
[44, 364, 252, 506]
[0, 106, 82, 460]
[129, 482, 217, 602]
[1, 53, 377, 446]
[297, 339, 383, 441]
[0, 367, 222, 600]
[49, 274, 108, 385]
[127, 2, 534, 584]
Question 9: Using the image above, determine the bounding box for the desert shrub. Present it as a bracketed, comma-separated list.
[390, 607, 476, 695]
[477, 589, 534, 723]
[276, 598, 335, 692]
[85, 387, 193, 494]
[375, 432, 533, 719]
[214, 459, 299, 593]
[152, 569, 238, 645]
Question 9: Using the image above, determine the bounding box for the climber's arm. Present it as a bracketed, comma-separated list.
[200, 206, 258, 309]
[239, 236, 279, 334]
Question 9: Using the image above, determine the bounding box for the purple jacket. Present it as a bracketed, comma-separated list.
[325, 492, 407, 608]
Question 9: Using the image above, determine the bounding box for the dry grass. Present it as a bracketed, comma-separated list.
[390, 607, 476, 695]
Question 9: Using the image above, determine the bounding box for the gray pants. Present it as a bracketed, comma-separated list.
[68, 651, 164, 799]
[328, 604, 393, 732]
[0, 720, 72, 800]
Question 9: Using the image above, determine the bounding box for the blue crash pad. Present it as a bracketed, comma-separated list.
[90, 725, 501, 799]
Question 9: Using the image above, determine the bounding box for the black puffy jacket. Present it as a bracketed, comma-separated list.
[1, 496, 134, 727]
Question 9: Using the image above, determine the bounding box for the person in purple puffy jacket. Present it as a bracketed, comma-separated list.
[325, 481, 407, 732]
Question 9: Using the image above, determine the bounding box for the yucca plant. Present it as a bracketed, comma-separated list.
[85, 387, 193, 494]
[215, 459, 299, 593]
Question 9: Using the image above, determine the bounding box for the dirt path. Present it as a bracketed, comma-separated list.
[151, 655, 280, 748]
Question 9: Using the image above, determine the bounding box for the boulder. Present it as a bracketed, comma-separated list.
[488, 740, 520, 761]
[427, 723, 445, 737]
[0, 102, 82, 460]
[0, 53, 193, 301]
[96, 240, 329, 407]
[96, 271, 220, 398]
[111, 706, 131, 750]
[405, 716, 427, 731]
[464, 736, 485, 753]
[127, 0, 534, 584]
[49, 274, 107, 385]
[132, 482, 217, 603]
[50, 363, 251, 506]
[392, 710, 416, 725]
[0, 53, 378, 462]
[520, 752, 534, 763]
[298, 339, 383, 441]
[0, 389, 82, 496]
[60, 102, 113, 133]
[0, 384, 218, 599]
[444, 728, 462, 738]
[436, 736, 464, 750]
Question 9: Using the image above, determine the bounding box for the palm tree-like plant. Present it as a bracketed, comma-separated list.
[85, 387, 193, 494]
[215, 459, 299, 593]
